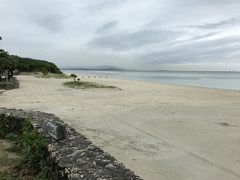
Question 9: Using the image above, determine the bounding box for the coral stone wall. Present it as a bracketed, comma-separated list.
[0, 108, 142, 180]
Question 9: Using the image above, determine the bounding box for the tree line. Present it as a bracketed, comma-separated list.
[0, 49, 62, 80]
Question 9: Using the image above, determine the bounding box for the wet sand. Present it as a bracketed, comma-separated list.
[0, 75, 240, 180]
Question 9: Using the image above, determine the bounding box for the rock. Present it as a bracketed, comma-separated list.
[105, 163, 116, 169]
[47, 121, 66, 140]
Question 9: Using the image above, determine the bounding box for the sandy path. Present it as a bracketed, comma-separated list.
[0, 75, 240, 180]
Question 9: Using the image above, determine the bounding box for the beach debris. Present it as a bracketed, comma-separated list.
[216, 122, 238, 128]
[47, 121, 66, 140]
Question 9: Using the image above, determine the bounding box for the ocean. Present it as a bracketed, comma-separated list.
[63, 70, 240, 90]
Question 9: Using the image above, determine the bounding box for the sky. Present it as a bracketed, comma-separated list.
[0, 0, 240, 71]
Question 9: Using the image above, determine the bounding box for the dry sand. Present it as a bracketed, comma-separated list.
[0, 75, 240, 180]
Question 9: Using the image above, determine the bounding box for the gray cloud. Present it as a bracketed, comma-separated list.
[188, 16, 240, 29]
[84, 0, 127, 13]
[95, 21, 118, 34]
[89, 28, 181, 50]
[1, 0, 240, 70]
[140, 36, 240, 64]
[35, 14, 65, 32]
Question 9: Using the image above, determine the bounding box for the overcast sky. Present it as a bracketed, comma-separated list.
[1, 0, 240, 70]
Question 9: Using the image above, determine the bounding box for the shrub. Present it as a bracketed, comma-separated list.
[0, 115, 51, 178]
[18, 117, 49, 173]
[70, 74, 77, 79]
[0, 115, 7, 138]
[41, 69, 49, 76]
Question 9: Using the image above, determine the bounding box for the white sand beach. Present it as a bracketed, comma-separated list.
[0, 75, 240, 180]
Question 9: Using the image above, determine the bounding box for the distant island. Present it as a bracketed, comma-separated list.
[62, 65, 170, 72]
[62, 65, 125, 71]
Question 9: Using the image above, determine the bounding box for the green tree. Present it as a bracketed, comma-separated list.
[0, 48, 62, 82]
[0, 49, 18, 80]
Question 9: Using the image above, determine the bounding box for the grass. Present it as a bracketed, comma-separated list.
[63, 81, 119, 89]
[0, 115, 52, 179]
[0, 139, 23, 180]
[0, 81, 12, 90]
[0, 171, 22, 180]
[19, 71, 70, 79]
[0, 150, 22, 167]
[37, 72, 70, 79]
[6, 143, 22, 153]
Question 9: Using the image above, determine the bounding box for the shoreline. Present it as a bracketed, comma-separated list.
[63, 70, 240, 91]
[0, 75, 240, 180]
[65, 71, 240, 93]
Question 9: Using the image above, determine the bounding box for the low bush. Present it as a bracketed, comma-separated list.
[63, 81, 119, 89]
[0, 115, 52, 179]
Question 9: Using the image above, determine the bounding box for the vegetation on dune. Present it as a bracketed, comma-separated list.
[37, 72, 70, 79]
[63, 81, 118, 89]
[0, 115, 52, 179]
[0, 49, 62, 82]
[18, 71, 70, 79]
[11, 54, 61, 74]
[64, 73, 119, 89]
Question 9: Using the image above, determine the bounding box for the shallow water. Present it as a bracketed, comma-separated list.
[63, 70, 240, 90]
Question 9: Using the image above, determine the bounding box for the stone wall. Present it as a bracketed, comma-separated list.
[0, 108, 142, 180]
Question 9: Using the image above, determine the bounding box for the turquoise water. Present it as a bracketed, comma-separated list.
[63, 70, 240, 90]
